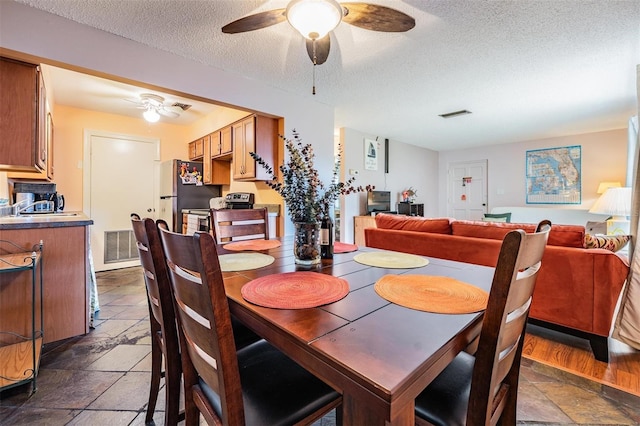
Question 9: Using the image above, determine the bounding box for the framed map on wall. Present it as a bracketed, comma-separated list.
[526, 145, 581, 204]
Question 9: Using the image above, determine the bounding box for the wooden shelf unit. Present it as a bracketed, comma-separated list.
[0, 240, 43, 394]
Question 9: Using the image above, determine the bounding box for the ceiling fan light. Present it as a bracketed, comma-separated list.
[143, 107, 160, 123]
[286, 0, 343, 40]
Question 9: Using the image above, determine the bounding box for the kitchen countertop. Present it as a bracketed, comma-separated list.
[0, 212, 94, 230]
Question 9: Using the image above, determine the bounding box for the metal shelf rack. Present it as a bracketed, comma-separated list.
[0, 239, 44, 395]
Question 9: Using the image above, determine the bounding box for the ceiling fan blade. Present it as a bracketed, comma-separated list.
[341, 3, 415, 32]
[306, 35, 331, 65]
[158, 108, 180, 118]
[221, 8, 286, 34]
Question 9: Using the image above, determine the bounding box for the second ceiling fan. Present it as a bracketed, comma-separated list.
[222, 0, 415, 66]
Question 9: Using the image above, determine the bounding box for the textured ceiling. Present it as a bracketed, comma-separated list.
[14, 0, 640, 151]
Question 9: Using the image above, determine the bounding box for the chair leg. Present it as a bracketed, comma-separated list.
[146, 330, 163, 424]
[164, 349, 183, 425]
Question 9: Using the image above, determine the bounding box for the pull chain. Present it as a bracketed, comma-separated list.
[312, 38, 317, 95]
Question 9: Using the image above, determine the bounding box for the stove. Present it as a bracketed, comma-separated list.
[225, 192, 255, 209]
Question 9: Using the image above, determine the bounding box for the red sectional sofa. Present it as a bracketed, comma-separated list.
[364, 213, 630, 362]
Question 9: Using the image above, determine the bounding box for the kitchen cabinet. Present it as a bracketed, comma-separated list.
[201, 133, 230, 185]
[232, 114, 277, 181]
[188, 138, 204, 160]
[0, 57, 47, 174]
[211, 126, 233, 159]
[201, 134, 212, 183]
[0, 222, 91, 344]
[46, 112, 54, 181]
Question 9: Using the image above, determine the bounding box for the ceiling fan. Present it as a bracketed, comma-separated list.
[222, 0, 415, 70]
[126, 93, 188, 123]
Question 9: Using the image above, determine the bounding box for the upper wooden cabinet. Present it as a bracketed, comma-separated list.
[232, 114, 277, 181]
[0, 57, 47, 174]
[188, 137, 204, 160]
[211, 126, 233, 159]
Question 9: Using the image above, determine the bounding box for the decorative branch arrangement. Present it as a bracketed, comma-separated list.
[251, 129, 373, 223]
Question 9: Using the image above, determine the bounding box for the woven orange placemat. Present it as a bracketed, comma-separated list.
[374, 275, 489, 314]
[354, 251, 429, 269]
[334, 241, 358, 253]
[218, 253, 275, 272]
[241, 271, 349, 309]
[223, 239, 282, 251]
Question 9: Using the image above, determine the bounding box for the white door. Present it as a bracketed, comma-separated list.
[84, 130, 159, 271]
[448, 160, 488, 220]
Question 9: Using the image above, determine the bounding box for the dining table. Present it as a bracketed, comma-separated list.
[219, 238, 495, 426]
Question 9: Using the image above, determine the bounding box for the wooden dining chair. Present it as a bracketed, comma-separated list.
[130, 214, 183, 425]
[158, 226, 342, 426]
[414, 219, 552, 426]
[210, 207, 269, 244]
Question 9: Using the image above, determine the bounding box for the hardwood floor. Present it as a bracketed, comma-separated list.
[523, 323, 640, 397]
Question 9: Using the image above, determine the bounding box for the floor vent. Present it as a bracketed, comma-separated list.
[104, 230, 139, 263]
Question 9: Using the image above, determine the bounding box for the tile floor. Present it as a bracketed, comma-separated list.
[1, 266, 640, 425]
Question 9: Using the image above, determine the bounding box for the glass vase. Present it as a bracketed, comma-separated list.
[293, 221, 321, 266]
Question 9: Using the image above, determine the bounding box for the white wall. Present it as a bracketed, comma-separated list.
[340, 127, 439, 243]
[0, 1, 336, 236]
[437, 129, 628, 216]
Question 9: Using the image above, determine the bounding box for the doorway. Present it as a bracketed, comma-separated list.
[447, 160, 488, 220]
[83, 130, 159, 272]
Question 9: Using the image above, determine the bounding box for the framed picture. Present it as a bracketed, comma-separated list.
[364, 139, 378, 171]
[526, 145, 581, 204]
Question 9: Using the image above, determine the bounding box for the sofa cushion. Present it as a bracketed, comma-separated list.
[584, 234, 631, 252]
[375, 214, 452, 234]
[452, 220, 536, 240]
[451, 220, 584, 248]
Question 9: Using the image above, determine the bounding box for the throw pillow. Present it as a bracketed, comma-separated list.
[584, 234, 631, 252]
[483, 212, 511, 223]
[482, 216, 508, 223]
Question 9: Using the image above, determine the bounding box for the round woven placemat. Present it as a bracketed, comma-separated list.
[241, 271, 350, 309]
[374, 275, 489, 314]
[334, 241, 358, 253]
[218, 253, 275, 272]
[354, 251, 429, 269]
[223, 239, 282, 251]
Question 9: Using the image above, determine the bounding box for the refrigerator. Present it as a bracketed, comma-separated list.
[159, 159, 221, 232]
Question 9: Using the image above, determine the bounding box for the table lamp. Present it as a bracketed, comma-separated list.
[589, 187, 631, 235]
[596, 181, 622, 194]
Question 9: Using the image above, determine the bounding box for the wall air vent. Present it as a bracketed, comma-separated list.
[171, 102, 192, 111]
[439, 109, 472, 119]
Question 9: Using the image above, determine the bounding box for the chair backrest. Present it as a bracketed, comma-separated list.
[130, 214, 179, 346]
[468, 219, 551, 425]
[210, 207, 269, 244]
[158, 226, 245, 424]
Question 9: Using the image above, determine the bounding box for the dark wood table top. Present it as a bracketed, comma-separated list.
[220, 238, 494, 425]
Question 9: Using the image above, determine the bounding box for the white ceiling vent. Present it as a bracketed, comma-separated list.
[439, 110, 472, 119]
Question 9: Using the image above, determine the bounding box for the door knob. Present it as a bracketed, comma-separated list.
[147, 208, 153, 212]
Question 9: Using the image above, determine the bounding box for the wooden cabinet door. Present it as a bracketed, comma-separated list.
[232, 120, 245, 179]
[46, 113, 54, 180]
[0, 57, 41, 172]
[232, 114, 277, 181]
[210, 131, 221, 156]
[202, 134, 212, 184]
[220, 126, 232, 156]
[241, 116, 256, 178]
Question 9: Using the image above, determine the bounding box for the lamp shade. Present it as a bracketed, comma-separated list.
[286, 0, 343, 40]
[596, 181, 621, 194]
[589, 187, 631, 218]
